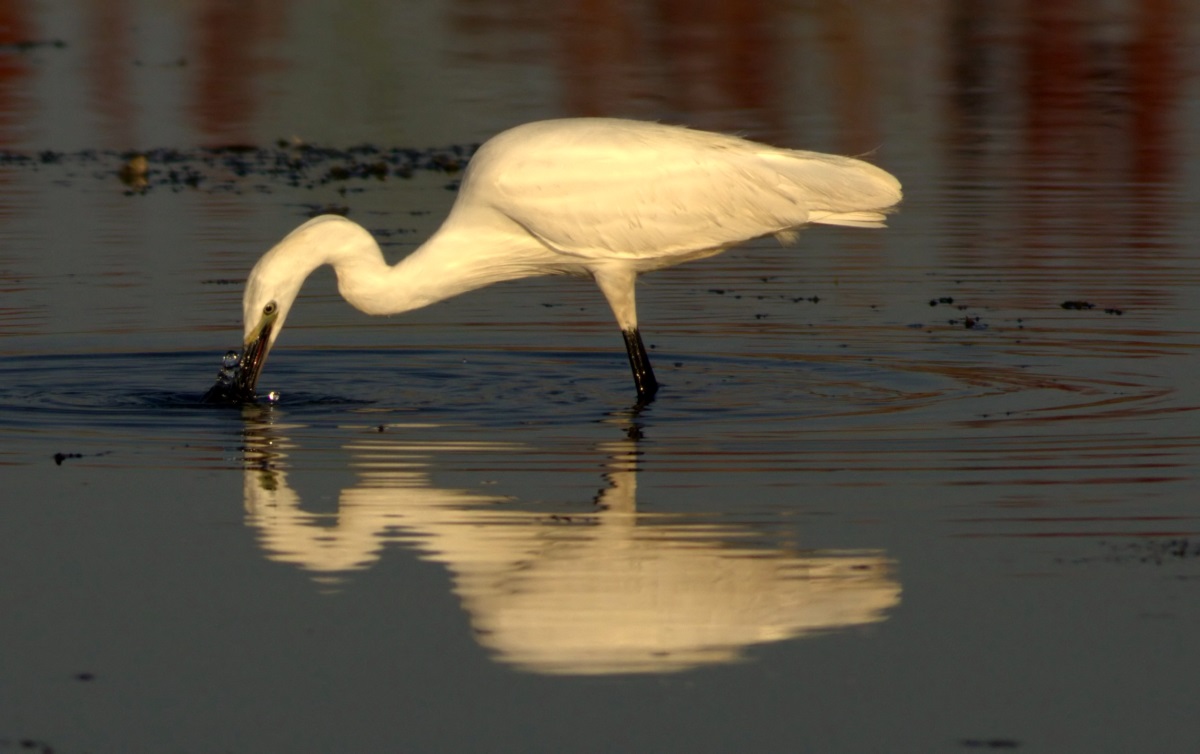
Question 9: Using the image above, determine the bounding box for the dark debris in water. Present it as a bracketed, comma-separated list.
[302, 203, 350, 218]
[924, 296, 991, 330]
[1058, 538, 1200, 567]
[959, 738, 1020, 749]
[0, 736, 58, 754]
[0, 141, 480, 196]
[0, 38, 67, 52]
[53, 450, 112, 466]
[1060, 300, 1123, 314]
[705, 286, 820, 304]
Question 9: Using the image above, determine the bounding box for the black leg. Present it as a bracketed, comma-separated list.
[621, 328, 659, 403]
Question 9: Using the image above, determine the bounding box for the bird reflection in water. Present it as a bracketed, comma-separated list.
[239, 412, 900, 675]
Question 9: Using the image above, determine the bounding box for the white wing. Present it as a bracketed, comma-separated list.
[462, 118, 902, 260]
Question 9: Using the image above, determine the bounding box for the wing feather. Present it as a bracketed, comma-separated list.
[460, 119, 901, 261]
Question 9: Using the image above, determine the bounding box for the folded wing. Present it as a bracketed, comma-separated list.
[471, 119, 902, 260]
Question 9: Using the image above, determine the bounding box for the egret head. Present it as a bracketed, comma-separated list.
[232, 218, 346, 399]
[201, 262, 293, 404]
[204, 215, 359, 403]
[231, 296, 280, 400]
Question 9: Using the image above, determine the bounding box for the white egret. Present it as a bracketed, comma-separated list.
[204, 117, 901, 405]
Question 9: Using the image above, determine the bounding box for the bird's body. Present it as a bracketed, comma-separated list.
[206, 117, 901, 405]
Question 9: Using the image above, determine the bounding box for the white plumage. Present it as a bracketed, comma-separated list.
[207, 117, 902, 405]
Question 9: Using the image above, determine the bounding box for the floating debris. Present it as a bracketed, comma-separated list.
[0, 141, 481, 196]
[959, 738, 1020, 749]
[302, 203, 350, 218]
[119, 153, 149, 190]
[1061, 300, 1124, 315]
[52, 451, 112, 465]
[944, 315, 987, 330]
[0, 38, 67, 52]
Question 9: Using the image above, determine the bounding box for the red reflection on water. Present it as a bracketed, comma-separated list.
[560, 0, 783, 135]
[0, 0, 33, 146]
[82, 0, 136, 148]
[945, 0, 1187, 309]
[189, 0, 287, 145]
[450, 0, 890, 147]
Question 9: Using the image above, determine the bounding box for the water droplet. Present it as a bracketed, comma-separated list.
[267, 391, 280, 402]
[211, 349, 243, 391]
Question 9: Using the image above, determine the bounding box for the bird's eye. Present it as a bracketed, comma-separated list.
[264, 302, 277, 316]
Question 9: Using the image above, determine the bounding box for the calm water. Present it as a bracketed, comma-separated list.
[3, 2, 1200, 752]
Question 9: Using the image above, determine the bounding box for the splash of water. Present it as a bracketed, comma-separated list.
[202, 349, 280, 405]
[202, 349, 248, 404]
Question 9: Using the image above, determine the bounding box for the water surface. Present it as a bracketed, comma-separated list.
[2, 3, 1200, 752]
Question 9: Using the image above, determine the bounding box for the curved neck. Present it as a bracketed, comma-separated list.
[252, 215, 565, 329]
[328, 225, 559, 317]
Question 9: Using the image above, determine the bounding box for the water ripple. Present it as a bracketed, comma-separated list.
[0, 340, 1187, 483]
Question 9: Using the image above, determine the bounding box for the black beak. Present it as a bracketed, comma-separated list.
[202, 320, 274, 405]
